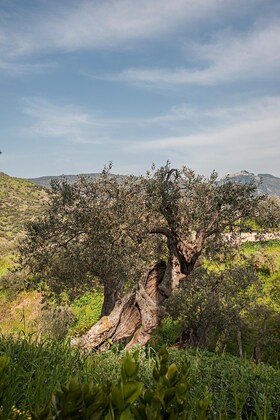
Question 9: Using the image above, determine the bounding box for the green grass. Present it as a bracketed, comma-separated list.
[0, 335, 279, 419]
[69, 291, 103, 335]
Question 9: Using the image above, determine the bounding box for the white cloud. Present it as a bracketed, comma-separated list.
[1, 0, 264, 57]
[130, 117, 279, 150]
[0, 60, 57, 76]
[21, 98, 110, 144]
[125, 96, 280, 175]
[163, 96, 280, 126]
[109, 96, 280, 133]
[18, 95, 280, 176]
[110, 22, 280, 86]
[21, 95, 280, 143]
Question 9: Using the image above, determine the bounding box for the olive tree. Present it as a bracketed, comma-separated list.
[21, 163, 261, 349]
[75, 164, 260, 349]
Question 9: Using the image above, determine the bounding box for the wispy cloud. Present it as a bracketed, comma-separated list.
[8, 92, 280, 175]
[19, 97, 197, 143]
[21, 95, 280, 142]
[20, 98, 110, 144]
[1, 0, 277, 84]
[130, 116, 279, 151]
[18, 94, 280, 176]
[0, 60, 57, 76]
[1, 0, 265, 57]
[108, 22, 280, 86]
[126, 96, 280, 175]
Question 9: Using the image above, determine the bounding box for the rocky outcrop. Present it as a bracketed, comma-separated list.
[219, 170, 280, 197]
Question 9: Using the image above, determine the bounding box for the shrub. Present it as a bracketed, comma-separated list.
[40, 306, 77, 340]
[0, 270, 27, 298]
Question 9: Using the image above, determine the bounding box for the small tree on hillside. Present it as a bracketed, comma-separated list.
[20, 164, 261, 349]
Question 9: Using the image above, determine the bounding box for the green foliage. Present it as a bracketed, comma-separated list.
[0, 336, 280, 419]
[157, 240, 280, 365]
[19, 164, 261, 313]
[0, 269, 28, 299]
[0, 354, 10, 408]
[164, 266, 260, 351]
[151, 317, 181, 348]
[19, 171, 161, 310]
[255, 195, 280, 229]
[33, 348, 210, 420]
[40, 305, 77, 340]
[134, 347, 211, 420]
[69, 291, 103, 335]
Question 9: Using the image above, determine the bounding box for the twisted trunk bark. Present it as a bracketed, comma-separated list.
[76, 257, 184, 350]
[76, 231, 204, 350]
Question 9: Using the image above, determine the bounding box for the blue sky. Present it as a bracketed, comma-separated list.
[0, 0, 279, 178]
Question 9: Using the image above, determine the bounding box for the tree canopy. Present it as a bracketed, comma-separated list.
[20, 164, 263, 348]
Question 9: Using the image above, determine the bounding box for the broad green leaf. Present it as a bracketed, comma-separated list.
[120, 407, 134, 420]
[166, 364, 178, 383]
[164, 387, 176, 404]
[122, 355, 138, 379]
[123, 381, 143, 404]
[111, 385, 124, 411]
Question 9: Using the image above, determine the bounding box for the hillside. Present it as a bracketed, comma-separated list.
[220, 170, 280, 197]
[0, 172, 47, 240]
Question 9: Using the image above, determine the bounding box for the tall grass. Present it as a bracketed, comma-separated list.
[0, 334, 279, 419]
[0, 334, 86, 416]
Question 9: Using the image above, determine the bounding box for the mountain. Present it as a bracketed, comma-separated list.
[219, 170, 280, 197]
[0, 172, 47, 240]
[29, 170, 280, 197]
[28, 173, 125, 187]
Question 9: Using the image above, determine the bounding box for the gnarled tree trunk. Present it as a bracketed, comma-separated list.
[76, 229, 204, 350]
[76, 256, 184, 350]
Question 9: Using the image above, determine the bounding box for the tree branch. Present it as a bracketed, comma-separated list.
[149, 226, 174, 240]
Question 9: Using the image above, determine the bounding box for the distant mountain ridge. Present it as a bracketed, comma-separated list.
[220, 170, 280, 197]
[28, 170, 280, 197]
[28, 173, 125, 187]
